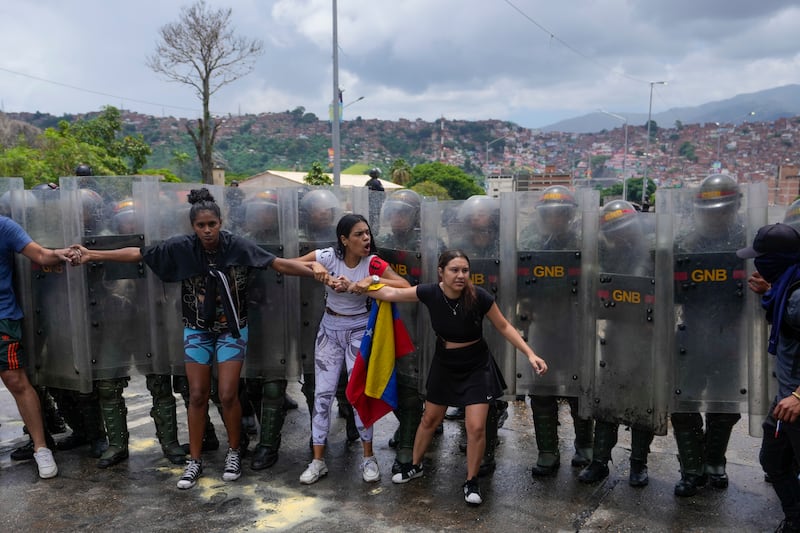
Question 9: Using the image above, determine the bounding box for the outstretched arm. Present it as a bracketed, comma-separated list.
[345, 265, 411, 295]
[70, 244, 143, 264]
[485, 303, 548, 375]
[368, 285, 419, 303]
[20, 241, 72, 266]
[271, 257, 327, 280]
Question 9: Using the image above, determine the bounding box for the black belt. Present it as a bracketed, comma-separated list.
[325, 307, 369, 318]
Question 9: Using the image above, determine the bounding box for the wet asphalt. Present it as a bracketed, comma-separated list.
[0, 375, 782, 532]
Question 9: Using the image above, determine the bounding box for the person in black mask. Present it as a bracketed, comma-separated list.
[740, 223, 800, 533]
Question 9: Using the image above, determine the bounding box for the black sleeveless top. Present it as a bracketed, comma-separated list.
[416, 283, 494, 343]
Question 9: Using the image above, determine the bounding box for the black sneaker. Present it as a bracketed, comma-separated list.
[222, 448, 242, 481]
[391, 462, 423, 484]
[177, 459, 203, 490]
[463, 477, 483, 505]
[11, 439, 35, 461]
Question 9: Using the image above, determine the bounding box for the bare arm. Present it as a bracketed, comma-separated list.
[72, 245, 143, 264]
[368, 285, 420, 303]
[485, 303, 548, 375]
[20, 242, 71, 266]
[346, 265, 411, 295]
[271, 257, 321, 278]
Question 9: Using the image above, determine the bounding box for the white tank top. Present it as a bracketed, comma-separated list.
[316, 247, 374, 315]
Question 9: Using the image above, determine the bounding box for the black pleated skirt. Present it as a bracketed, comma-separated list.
[425, 338, 507, 406]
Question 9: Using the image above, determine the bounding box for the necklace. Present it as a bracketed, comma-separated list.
[442, 292, 460, 316]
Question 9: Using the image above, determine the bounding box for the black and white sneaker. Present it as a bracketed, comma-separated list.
[223, 448, 242, 481]
[391, 462, 423, 484]
[177, 459, 203, 490]
[463, 477, 482, 505]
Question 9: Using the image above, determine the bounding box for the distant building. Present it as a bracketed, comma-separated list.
[485, 165, 572, 197]
[239, 170, 404, 190]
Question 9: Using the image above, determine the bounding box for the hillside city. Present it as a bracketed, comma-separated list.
[7, 109, 800, 202]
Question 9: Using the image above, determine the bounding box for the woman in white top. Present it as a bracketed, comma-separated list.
[298, 213, 409, 485]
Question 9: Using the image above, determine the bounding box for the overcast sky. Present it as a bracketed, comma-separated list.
[1, 0, 799, 129]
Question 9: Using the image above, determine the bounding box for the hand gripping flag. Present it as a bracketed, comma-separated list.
[346, 293, 414, 428]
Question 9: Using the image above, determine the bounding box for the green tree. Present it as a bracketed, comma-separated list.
[304, 161, 332, 186]
[171, 150, 191, 179]
[678, 141, 698, 162]
[644, 120, 659, 141]
[411, 181, 450, 200]
[389, 158, 412, 186]
[407, 161, 483, 200]
[148, 0, 263, 183]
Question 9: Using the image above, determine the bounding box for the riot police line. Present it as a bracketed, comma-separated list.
[0, 173, 779, 495]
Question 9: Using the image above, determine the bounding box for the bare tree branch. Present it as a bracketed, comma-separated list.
[147, 0, 263, 183]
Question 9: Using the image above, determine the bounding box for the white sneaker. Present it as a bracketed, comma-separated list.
[361, 456, 380, 483]
[33, 447, 58, 479]
[300, 459, 328, 485]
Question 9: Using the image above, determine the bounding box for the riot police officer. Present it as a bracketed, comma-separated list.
[783, 197, 800, 232]
[579, 200, 655, 487]
[519, 186, 594, 476]
[671, 174, 745, 496]
[376, 189, 421, 250]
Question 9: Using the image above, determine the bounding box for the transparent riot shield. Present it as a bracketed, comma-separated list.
[660, 182, 767, 436]
[592, 209, 668, 435]
[375, 189, 426, 392]
[15, 184, 94, 392]
[515, 188, 598, 402]
[296, 187, 351, 375]
[233, 185, 293, 381]
[139, 182, 225, 377]
[62, 176, 161, 381]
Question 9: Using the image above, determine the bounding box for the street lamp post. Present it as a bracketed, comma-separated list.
[642, 81, 667, 209]
[599, 110, 629, 201]
[486, 135, 510, 175]
[331, 0, 341, 187]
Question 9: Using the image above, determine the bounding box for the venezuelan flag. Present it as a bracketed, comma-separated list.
[346, 297, 414, 428]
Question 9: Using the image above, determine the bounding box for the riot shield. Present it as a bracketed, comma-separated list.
[592, 209, 668, 434]
[515, 189, 597, 401]
[233, 185, 293, 381]
[139, 182, 225, 377]
[296, 187, 351, 375]
[660, 182, 767, 436]
[16, 184, 94, 392]
[375, 190, 426, 391]
[62, 176, 160, 381]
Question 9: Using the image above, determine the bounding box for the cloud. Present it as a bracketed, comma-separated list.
[1, 0, 799, 128]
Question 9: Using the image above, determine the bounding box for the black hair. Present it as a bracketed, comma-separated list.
[335, 213, 376, 259]
[437, 249, 477, 310]
[187, 188, 222, 223]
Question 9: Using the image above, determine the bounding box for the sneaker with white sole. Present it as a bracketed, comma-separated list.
[300, 459, 328, 484]
[361, 456, 380, 482]
[391, 462, 423, 484]
[222, 448, 242, 481]
[463, 477, 482, 505]
[33, 447, 58, 479]
[177, 459, 203, 489]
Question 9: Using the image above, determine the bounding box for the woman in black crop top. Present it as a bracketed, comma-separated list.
[367, 249, 547, 505]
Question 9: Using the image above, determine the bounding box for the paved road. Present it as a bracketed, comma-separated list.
[0, 375, 781, 532]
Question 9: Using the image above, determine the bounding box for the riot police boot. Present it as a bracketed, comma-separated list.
[629, 458, 649, 487]
[146, 375, 186, 465]
[388, 428, 400, 448]
[673, 425, 707, 497]
[479, 401, 501, 477]
[628, 427, 654, 487]
[571, 413, 594, 468]
[530, 398, 560, 477]
[393, 392, 422, 473]
[251, 406, 285, 470]
[338, 401, 360, 443]
[445, 406, 465, 420]
[578, 460, 610, 484]
[39, 388, 67, 435]
[57, 433, 88, 451]
[97, 381, 129, 469]
[283, 394, 298, 410]
[704, 413, 740, 489]
[82, 392, 109, 459]
[202, 418, 220, 452]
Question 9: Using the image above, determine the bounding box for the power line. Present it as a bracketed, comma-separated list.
[501, 0, 650, 85]
[0, 65, 203, 115]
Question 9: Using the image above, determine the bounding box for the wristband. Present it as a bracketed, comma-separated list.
[792, 391, 800, 402]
